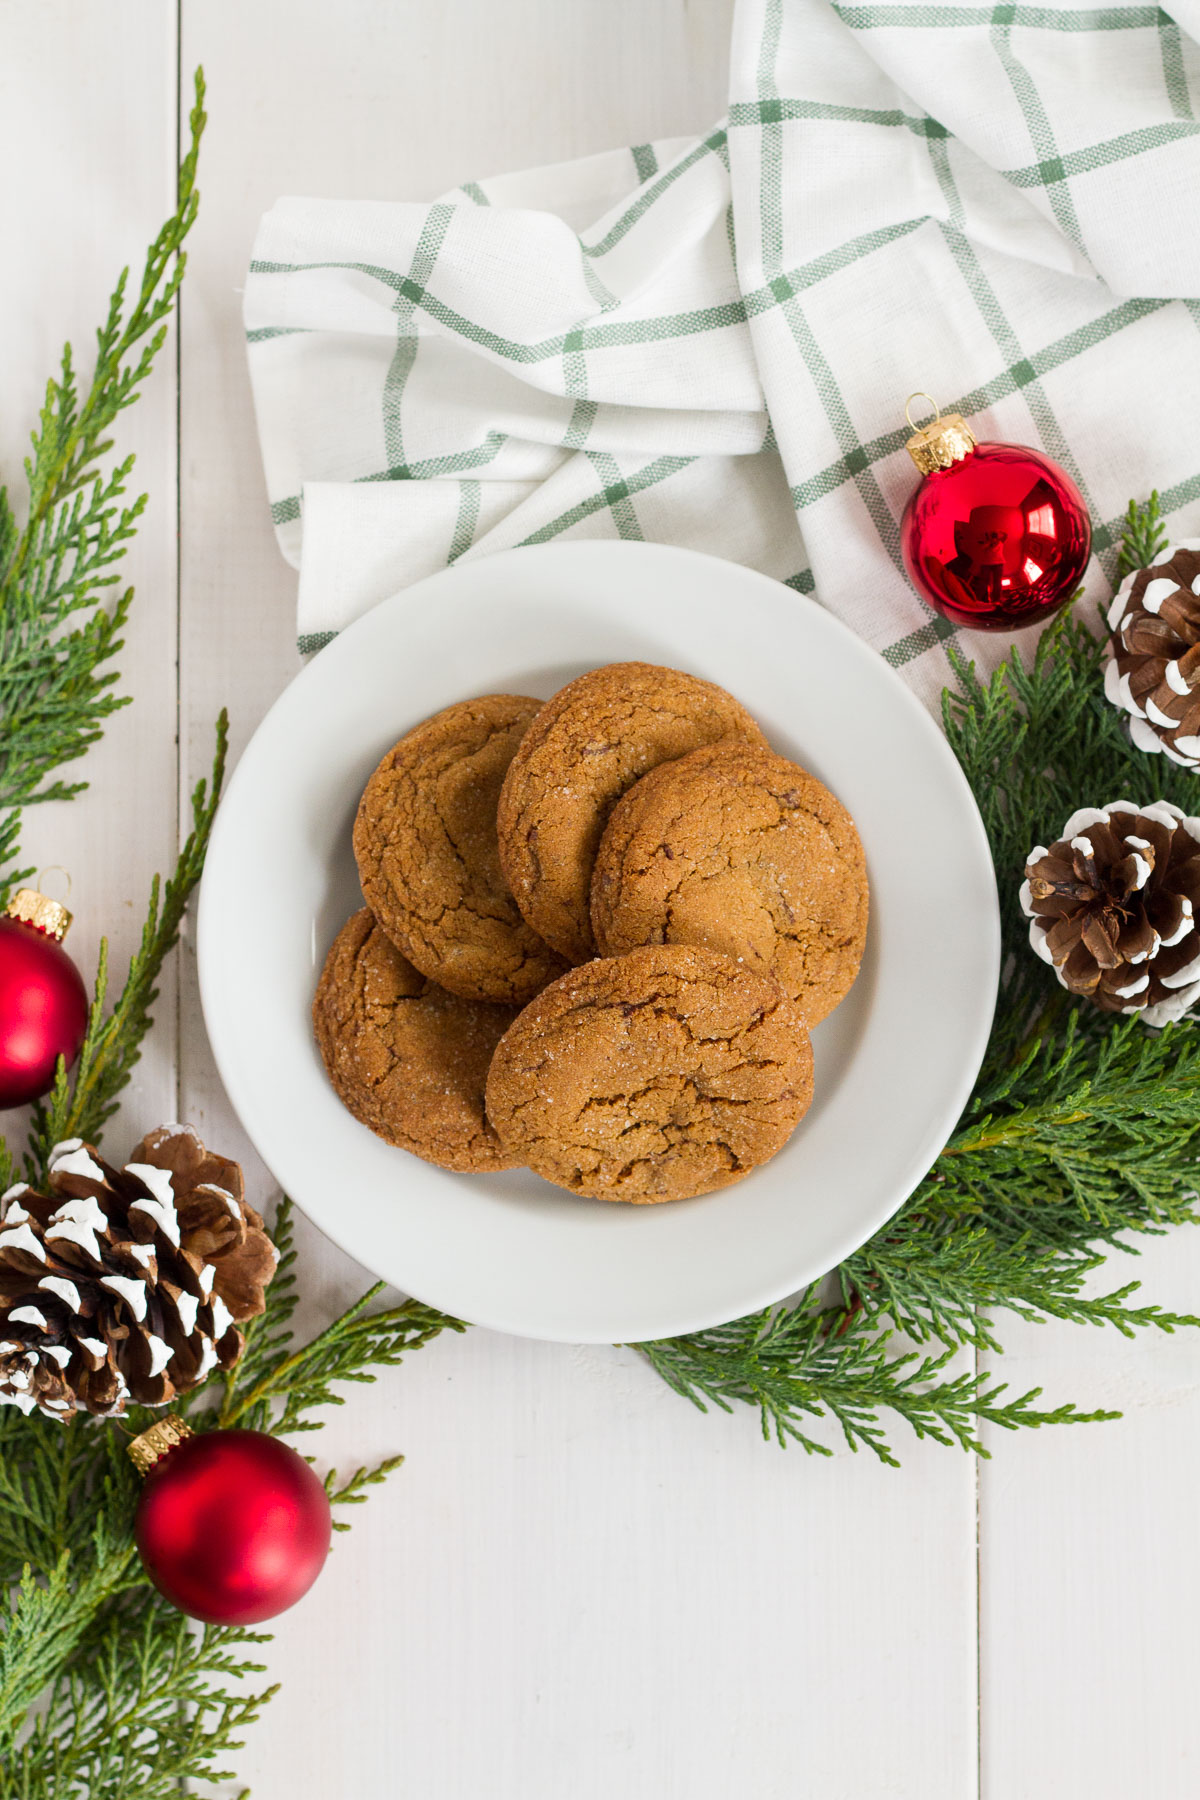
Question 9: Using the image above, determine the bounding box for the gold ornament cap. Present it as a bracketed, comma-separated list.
[5, 887, 72, 941]
[904, 393, 977, 475]
[128, 1414, 193, 1477]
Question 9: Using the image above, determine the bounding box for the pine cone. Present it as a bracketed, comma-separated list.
[0, 1125, 277, 1420]
[1020, 801, 1200, 1023]
[1104, 540, 1200, 766]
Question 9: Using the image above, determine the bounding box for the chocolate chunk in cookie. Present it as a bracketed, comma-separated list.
[314, 909, 520, 1173]
[485, 944, 812, 1203]
[353, 695, 568, 1005]
[591, 743, 868, 1026]
[496, 663, 767, 964]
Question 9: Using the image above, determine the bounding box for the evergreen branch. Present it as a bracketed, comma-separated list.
[14, 1600, 276, 1800]
[2, 71, 205, 597]
[640, 1294, 1114, 1467]
[0, 1409, 123, 1588]
[1115, 490, 1169, 581]
[221, 1196, 302, 1409]
[325, 1456, 407, 1530]
[0, 1543, 140, 1753]
[843, 1222, 1198, 1354]
[24, 712, 227, 1178]
[0, 70, 206, 899]
[217, 1285, 462, 1437]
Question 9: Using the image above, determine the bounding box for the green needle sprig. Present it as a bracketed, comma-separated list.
[0, 72, 208, 909]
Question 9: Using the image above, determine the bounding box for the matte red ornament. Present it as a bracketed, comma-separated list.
[131, 1418, 333, 1625]
[899, 397, 1091, 632]
[0, 890, 89, 1109]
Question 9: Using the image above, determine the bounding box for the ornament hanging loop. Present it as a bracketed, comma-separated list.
[35, 867, 72, 905]
[905, 392, 941, 433]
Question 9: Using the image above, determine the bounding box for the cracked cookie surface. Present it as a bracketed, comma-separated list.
[591, 743, 868, 1026]
[496, 663, 767, 964]
[314, 909, 520, 1173]
[354, 695, 568, 1005]
[485, 944, 812, 1202]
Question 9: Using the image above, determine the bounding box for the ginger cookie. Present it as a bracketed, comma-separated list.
[485, 944, 812, 1203]
[313, 909, 520, 1173]
[496, 663, 767, 964]
[591, 743, 868, 1026]
[353, 695, 568, 1005]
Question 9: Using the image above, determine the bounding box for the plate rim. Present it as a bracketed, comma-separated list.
[198, 540, 999, 1342]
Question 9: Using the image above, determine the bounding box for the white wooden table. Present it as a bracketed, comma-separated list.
[4, 5, 1200, 1795]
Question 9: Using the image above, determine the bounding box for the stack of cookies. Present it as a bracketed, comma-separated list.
[313, 663, 868, 1205]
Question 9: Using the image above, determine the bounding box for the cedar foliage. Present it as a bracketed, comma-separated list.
[0, 74, 207, 912]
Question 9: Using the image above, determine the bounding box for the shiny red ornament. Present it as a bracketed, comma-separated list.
[899, 399, 1091, 632]
[0, 890, 89, 1109]
[131, 1418, 332, 1625]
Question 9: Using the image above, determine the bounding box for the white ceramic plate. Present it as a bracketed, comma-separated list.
[198, 542, 998, 1343]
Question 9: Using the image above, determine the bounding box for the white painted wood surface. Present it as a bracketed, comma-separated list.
[2, 4, 1197, 1795]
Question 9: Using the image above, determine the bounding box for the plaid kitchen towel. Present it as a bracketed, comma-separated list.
[245, 0, 1200, 712]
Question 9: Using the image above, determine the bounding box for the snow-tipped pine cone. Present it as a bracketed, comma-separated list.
[1104, 540, 1200, 766]
[0, 1125, 277, 1420]
[1020, 801, 1200, 1023]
